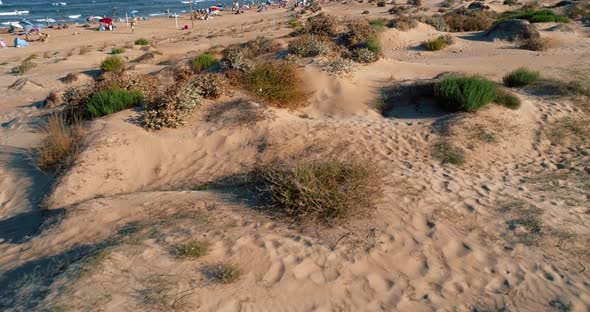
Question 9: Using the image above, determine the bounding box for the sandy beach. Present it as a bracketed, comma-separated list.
[1, 1, 589, 311]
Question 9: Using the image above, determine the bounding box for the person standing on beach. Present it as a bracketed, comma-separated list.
[130, 21, 135, 32]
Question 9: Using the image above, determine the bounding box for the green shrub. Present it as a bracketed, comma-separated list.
[191, 53, 217, 72]
[100, 56, 125, 72]
[500, 9, 569, 23]
[143, 80, 203, 129]
[494, 88, 521, 109]
[86, 86, 141, 118]
[365, 35, 382, 54]
[256, 160, 379, 224]
[134, 38, 150, 45]
[434, 75, 497, 112]
[175, 240, 210, 258]
[288, 18, 301, 28]
[433, 139, 465, 164]
[303, 13, 340, 37]
[242, 62, 307, 108]
[423, 35, 454, 51]
[425, 16, 450, 31]
[111, 48, 125, 54]
[503, 67, 540, 87]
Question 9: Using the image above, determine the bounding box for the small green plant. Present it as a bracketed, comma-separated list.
[503, 67, 540, 87]
[369, 18, 387, 28]
[257, 160, 379, 224]
[111, 48, 125, 54]
[134, 38, 150, 45]
[494, 88, 521, 109]
[242, 62, 307, 108]
[175, 240, 210, 258]
[191, 53, 217, 72]
[288, 18, 301, 28]
[434, 75, 498, 112]
[365, 35, 382, 54]
[206, 263, 242, 284]
[432, 139, 465, 165]
[423, 35, 454, 51]
[86, 86, 141, 118]
[100, 56, 125, 72]
[152, 50, 163, 55]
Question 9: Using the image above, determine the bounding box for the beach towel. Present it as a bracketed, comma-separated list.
[14, 38, 29, 48]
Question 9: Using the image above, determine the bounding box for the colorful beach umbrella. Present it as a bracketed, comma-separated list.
[99, 17, 113, 24]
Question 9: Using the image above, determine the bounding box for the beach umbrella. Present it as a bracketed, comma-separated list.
[210, 6, 220, 10]
[99, 17, 112, 24]
[36, 18, 56, 23]
[5, 22, 23, 28]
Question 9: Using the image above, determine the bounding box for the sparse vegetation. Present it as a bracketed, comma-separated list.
[221, 46, 254, 71]
[434, 75, 497, 112]
[175, 240, 210, 258]
[387, 15, 418, 31]
[111, 48, 125, 54]
[301, 13, 340, 37]
[288, 35, 332, 57]
[134, 38, 150, 45]
[191, 53, 217, 72]
[194, 73, 227, 99]
[499, 200, 545, 246]
[100, 56, 125, 72]
[62, 72, 79, 84]
[499, 9, 569, 23]
[567, 1, 590, 19]
[288, 18, 302, 28]
[432, 139, 465, 164]
[36, 114, 82, 171]
[443, 11, 494, 32]
[548, 117, 589, 146]
[256, 160, 379, 224]
[206, 263, 242, 284]
[365, 35, 382, 54]
[503, 67, 540, 87]
[423, 35, 454, 51]
[327, 57, 354, 75]
[369, 18, 387, 28]
[12, 54, 37, 75]
[494, 88, 521, 109]
[425, 16, 450, 31]
[349, 48, 379, 63]
[441, 0, 455, 7]
[143, 79, 203, 129]
[242, 62, 307, 108]
[86, 86, 141, 118]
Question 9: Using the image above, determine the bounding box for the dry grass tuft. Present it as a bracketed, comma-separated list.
[175, 240, 211, 258]
[256, 160, 380, 225]
[517, 36, 553, 51]
[62, 72, 80, 84]
[432, 139, 465, 164]
[205, 263, 242, 284]
[43, 91, 60, 108]
[36, 114, 83, 171]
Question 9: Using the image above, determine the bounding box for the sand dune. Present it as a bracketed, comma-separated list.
[1, 1, 589, 311]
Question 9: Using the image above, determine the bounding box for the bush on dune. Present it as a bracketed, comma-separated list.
[191, 53, 217, 72]
[494, 88, 521, 109]
[288, 35, 332, 57]
[499, 9, 569, 23]
[423, 35, 454, 51]
[36, 114, 82, 171]
[111, 48, 125, 54]
[443, 11, 494, 32]
[503, 67, 540, 87]
[256, 160, 380, 225]
[134, 38, 150, 45]
[387, 15, 418, 31]
[86, 86, 141, 118]
[100, 56, 125, 72]
[143, 79, 203, 129]
[302, 13, 340, 37]
[434, 75, 498, 112]
[517, 37, 552, 51]
[242, 62, 307, 108]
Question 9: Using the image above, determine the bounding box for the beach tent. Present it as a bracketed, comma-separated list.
[99, 17, 113, 24]
[14, 37, 29, 47]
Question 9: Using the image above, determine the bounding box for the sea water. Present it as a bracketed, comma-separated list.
[0, 0, 229, 26]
